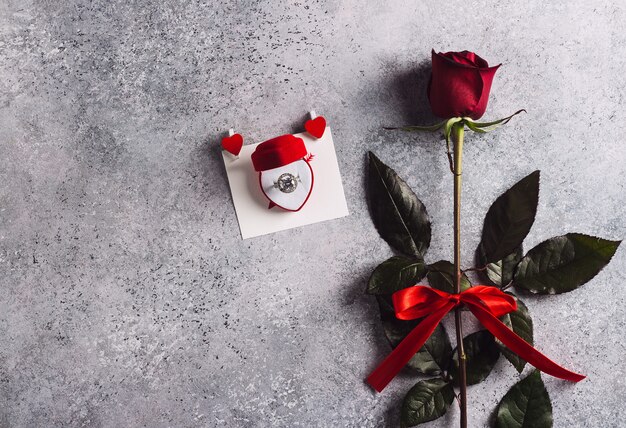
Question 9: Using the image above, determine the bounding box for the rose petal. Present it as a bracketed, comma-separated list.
[428, 50, 484, 118]
[471, 64, 501, 119]
[472, 52, 489, 68]
[443, 51, 477, 67]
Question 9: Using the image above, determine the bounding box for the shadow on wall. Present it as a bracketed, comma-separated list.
[357, 57, 448, 228]
[193, 132, 232, 197]
[385, 59, 438, 126]
[345, 58, 456, 427]
[287, 112, 314, 136]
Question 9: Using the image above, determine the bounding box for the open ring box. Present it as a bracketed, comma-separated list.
[222, 127, 349, 239]
[252, 134, 314, 212]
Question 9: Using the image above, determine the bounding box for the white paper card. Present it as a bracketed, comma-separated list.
[222, 127, 349, 239]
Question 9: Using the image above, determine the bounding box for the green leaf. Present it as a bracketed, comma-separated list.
[385, 120, 447, 133]
[377, 295, 453, 375]
[464, 109, 526, 133]
[410, 323, 453, 375]
[427, 260, 471, 293]
[401, 378, 455, 427]
[368, 152, 432, 257]
[451, 330, 500, 385]
[495, 370, 553, 428]
[478, 171, 540, 265]
[367, 257, 428, 295]
[484, 247, 524, 288]
[514, 233, 621, 294]
[498, 295, 533, 373]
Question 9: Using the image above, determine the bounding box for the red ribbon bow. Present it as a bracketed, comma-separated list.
[367, 285, 585, 392]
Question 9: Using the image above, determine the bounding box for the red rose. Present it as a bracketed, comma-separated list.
[428, 50, 500, 120]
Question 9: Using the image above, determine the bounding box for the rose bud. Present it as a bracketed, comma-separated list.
[428, 50, 500, 120]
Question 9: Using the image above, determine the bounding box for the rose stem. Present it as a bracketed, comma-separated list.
[452, 122, 468, 428]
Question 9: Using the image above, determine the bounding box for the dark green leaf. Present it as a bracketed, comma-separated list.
[498, 295, 533, 373]
[484, 247, 523, 288]
[366, 256, 428, 295]
[451, 330, 500, 385]
[410, 323, 453, 375]
[427, 260, 471, 293]
[495, 370, 553, 428]
[376, 293, 396, 315]
[514, 233, 621, 294]
[464, 109, 526, 133]
[368, 152, 432, 257]
[478, 171, 540, 265]
[401, 378, 455, 426]
[377, 294, 421, 369]
[377, 295, 453, 375]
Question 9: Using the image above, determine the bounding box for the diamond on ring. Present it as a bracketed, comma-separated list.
[273, 173, 300, 193]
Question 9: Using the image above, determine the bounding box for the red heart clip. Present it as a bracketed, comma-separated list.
[221, 133, 244, 156]
[305, 116, 326, 139]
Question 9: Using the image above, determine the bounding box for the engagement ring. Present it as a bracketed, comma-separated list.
[273, 173, 301, 193]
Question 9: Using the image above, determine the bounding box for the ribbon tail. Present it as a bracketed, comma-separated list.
[467, 303, 585, 382]
[367, 302, 454, 392]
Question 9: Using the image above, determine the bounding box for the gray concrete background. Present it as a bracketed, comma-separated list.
[1, 1, 625, 427]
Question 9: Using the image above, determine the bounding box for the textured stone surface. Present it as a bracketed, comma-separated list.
[1, 1, 625, 427]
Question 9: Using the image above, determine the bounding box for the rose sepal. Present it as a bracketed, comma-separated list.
[443, 117, 464, 148]
[384, 120, 447, 133]
[386, 110, 525, 149]
[463, 109, 526, 133]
